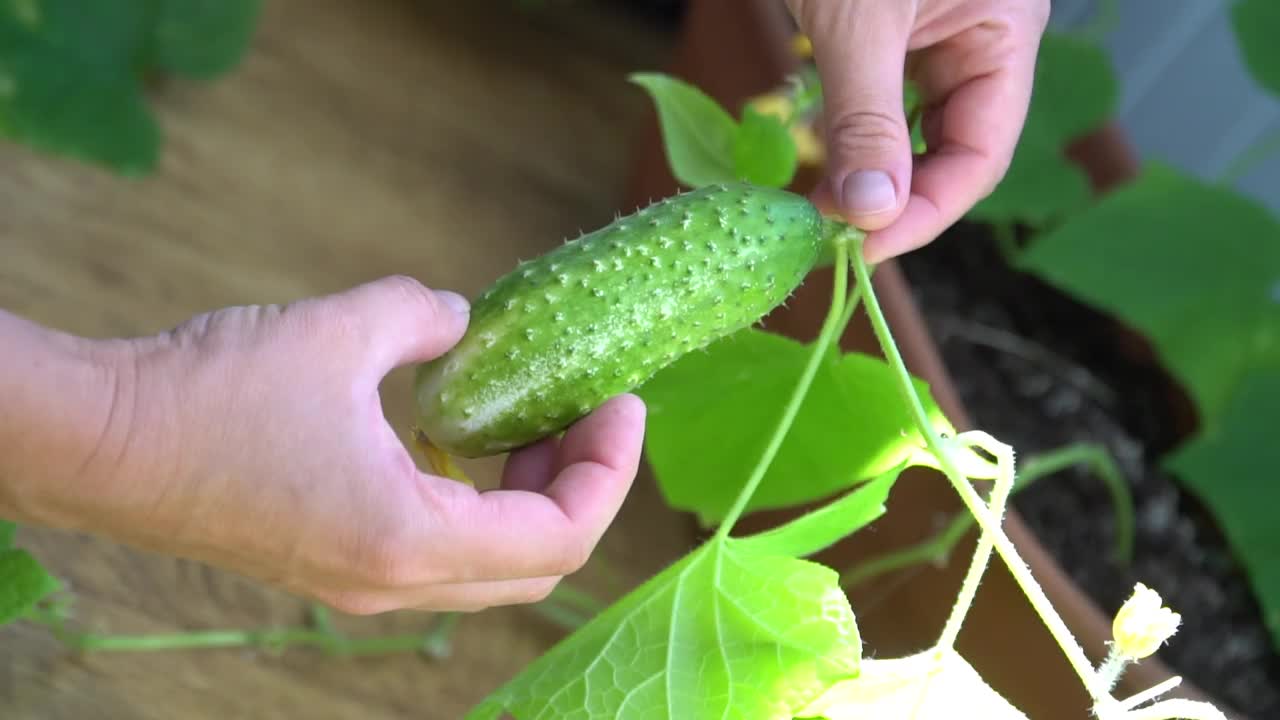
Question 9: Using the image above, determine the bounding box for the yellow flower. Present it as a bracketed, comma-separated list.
[792, 34, 813, 59]
[744, 90, 828, 168]
[1112, 583, 1181, 660]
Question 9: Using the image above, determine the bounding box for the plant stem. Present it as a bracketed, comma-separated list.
[24, 601, 456, 658]
[1020, 443, 1135, 564]
[934, 430, 1014, 654]
[716, 234, 856, 538]
[848, 236, 1107, 701]
[840, 441, 1135, 588]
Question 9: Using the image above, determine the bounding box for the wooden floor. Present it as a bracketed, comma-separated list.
[0, 2, 696, 717]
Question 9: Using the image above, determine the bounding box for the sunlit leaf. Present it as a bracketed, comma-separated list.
[0, 548, 59, 626]
[631, 72, 739, 189]
[636, 329, 954, 526]
[1231, 0, 1280, 98]
[796, 649, 1027, 719]
[467, 537, 861, 719]
[1165, 368, 1280, 651]
[738, 462, 904, 559]
[733, 106, 798, 188]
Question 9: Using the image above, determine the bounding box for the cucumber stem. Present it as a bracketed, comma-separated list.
[716, 228, 859, 539]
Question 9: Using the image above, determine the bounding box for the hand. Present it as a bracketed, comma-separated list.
[786, 0, 1050, 262]
[23, 276, 646, 615]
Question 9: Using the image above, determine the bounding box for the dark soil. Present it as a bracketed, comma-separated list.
[896, 222, 1280, 719]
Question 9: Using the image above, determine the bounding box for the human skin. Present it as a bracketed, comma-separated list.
[0, 276, 646, 615]
[785, 0, 1051, 262]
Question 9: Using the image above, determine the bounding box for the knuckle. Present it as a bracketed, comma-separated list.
[825, 107, 908, 160]
[554, 539, 594, 576]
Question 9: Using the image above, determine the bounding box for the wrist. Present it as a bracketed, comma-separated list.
[0, 311, 142, 531]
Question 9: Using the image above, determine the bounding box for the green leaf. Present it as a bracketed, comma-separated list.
[796, 649, 1027, 719]
[969, 32, 1116, 226]
[1232, 0, 1280, 98]
[468, 537, 860, 719]
[0, 0, 259, 174]
[1165, 368, 1280, 651]
[732, 106, 798, 188]
[0, 547, 59, 626]
[967, 132, 1093, 226]
[631, 72, 740, 189]
[150, 0, 263, 80]
[0, 520, 15, 549]
[739, 462, 904, 560]
[1016, 162, 1280, 420]
[636, 329, 954, 526]
[1024, 33, 1117, 144]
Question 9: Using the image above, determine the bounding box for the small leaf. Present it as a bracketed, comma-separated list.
[150, 0, 263, 80]
[636, 329, 954, 526]
[732, 106, 798, 188]
[0, 548, 59, 626]
[1232, 0, 1280, 98]
[0, 521, 15, 549]
[1165, 368, 1280, 651]
[738, 462, 904, 559]
[797, 649, 1027, 719]
[1024, 33, 1117, 144]
[631, 72, 739, 189]
[468, 537, 860, 719]
[969, 32, 1116, 226]
[967, 132, 1093, 226]
[1016, 162, 1280, 420]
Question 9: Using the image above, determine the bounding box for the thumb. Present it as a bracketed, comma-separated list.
[323, 275, 471, 371]
[792, 1, 915, 230]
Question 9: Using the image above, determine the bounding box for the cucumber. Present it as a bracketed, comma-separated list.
[413, 182, 840, 458]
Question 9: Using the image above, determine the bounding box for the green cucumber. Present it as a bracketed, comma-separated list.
[413, 182, 841, 458]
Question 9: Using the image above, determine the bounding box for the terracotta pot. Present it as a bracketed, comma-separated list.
[621, 0, 1243, 717]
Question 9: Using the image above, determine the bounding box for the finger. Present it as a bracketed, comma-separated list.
[323, 275, 471, 372]
[431, 394, 646, 583]
[790, 0, 916, 230]
[315, 575, 564, 616]
[500, 436, 560, 493]
[863, 30, 1040, 263]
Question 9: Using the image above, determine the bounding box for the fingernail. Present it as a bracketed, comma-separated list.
[840, 170, 897, 215]
[437, 290, 470, 315]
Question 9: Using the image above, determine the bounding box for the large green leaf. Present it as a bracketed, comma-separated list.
[631, 72, 740, 189]
[1231, 0, 1280, 98]
[149, 0, 263, 80]
[967, 131, 1093, 226]
[797, 649, 1027, 719]
[969, 32, 1117, 227]
[739, 463, 903, 560]
[1165, 368, 1280, 651]
[0, 547, 59, 626]
[1016, 162, 1280, 420]
[467, 536, 862, 720]
[636, 329, 953, 526]
[0, 0, 260, 174]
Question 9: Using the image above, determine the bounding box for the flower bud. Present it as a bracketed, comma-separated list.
[1112, 583, 1181, 660]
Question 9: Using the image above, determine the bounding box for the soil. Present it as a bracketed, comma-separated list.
[896, 222, 1280, 719]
